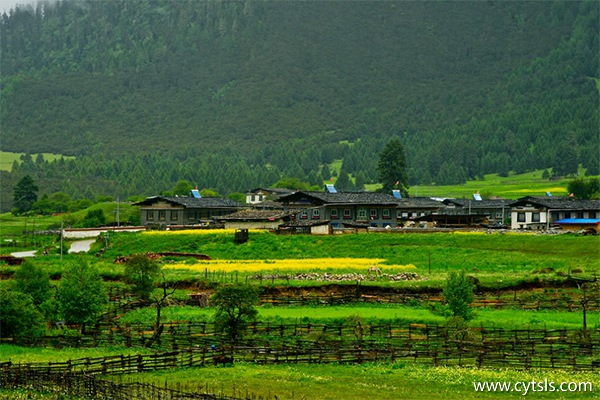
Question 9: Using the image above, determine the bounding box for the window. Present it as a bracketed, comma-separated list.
[382, 209, 391, 219]
[188, 211, 196, 221]
[146, 211, 154, 221]
[532, 212, 540, 223]
[300, 210, 308, 219]
[158, 210, 166, 221]
[343, 209, 351, 219]
[330, 209, 339, 219]
[517, 212, 525, 222]
[577, 211, 584, 219]
[370, 209, 378, 219]
[170, 211, 178, 221]
[312, 209, 320, 219]
[357, 208, 367, 220]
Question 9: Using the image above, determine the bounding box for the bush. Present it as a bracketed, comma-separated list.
[443, 270, 475, 321]
[13, 260, 51, 307]
[0, 289, 45, 338]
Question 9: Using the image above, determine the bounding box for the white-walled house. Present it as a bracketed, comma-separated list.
[509, 196, 600, 230]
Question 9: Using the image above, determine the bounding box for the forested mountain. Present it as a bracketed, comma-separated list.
[1, 0, 598, 210]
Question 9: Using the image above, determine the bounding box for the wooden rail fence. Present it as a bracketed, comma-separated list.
[4, 322, 599, 371]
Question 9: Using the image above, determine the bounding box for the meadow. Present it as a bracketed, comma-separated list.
[97, 230, 599, 290]
[0, 151, 74, 171]
[113, 363, 599, 400]
[116, 303, 597, 331]
[1, 227, 599, 399]
[362, 168, 595, 199]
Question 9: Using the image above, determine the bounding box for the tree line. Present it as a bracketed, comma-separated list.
[0, 0, 597, 204]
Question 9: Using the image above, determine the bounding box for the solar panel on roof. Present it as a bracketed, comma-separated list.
[325, 184, 337, 193]
[392, 189, 402, 199]
[191, 189, 201, 198]
[473, 193, 482, 201]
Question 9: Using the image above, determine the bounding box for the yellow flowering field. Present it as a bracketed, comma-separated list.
[163, 258, 417, 273]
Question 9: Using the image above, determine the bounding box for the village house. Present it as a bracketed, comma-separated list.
[508, 196, 600, 230]
[395, 197, 446, 226]
[217, 209, 291, 230]
[245, 187, 295, 204]
[275, 191, 400, 229]
[442, 198, 511, 226]
[135, 195, 244, 227]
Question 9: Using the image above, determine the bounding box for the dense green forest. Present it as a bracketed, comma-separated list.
[0, 0, 598, 211]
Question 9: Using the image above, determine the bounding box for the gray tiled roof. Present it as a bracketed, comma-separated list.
[509, 196, 600, 210]
[135, 196, 244, 208]
[443, 198, 511, 209]
[396, 197, 445, 209]
[277, 191, 399, 205]
[217, 209, 289, 220]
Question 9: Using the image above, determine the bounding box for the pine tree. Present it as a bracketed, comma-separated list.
[377, 139, 409, 196]
[13, 175, 38, 214]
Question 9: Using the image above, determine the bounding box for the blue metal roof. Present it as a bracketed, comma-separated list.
[555, 218, 600, 224]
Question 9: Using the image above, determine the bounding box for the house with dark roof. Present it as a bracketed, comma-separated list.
[508, 196, 600, 230]
[442, 198, 511, 225]
[395, 197, 446, 225]
[276, 191, 400, 228]
[135, 196, 244, 227]
[245, 187, 295, 204]
[216, 209, 291, 230]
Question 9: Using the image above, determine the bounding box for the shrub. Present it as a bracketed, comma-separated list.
[442, 270, 475, 321]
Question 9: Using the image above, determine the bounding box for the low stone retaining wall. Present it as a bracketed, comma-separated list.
[62, 226, 146, 239]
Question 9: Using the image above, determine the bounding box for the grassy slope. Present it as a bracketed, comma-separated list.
[101, 231, 600, 274]
[0, 151, 74, 171]
[340, 167, 595, 199]
[117, 304, 598, 331]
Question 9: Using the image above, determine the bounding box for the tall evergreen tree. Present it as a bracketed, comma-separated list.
[377, 139, 409, 197]
[335, 169, 354, 191]
[13, 175, 38, 214]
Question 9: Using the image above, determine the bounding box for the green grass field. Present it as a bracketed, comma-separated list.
[1, 220, 598, 399]
[96, 231, 599, 290]
[107, 364, 600, 399]
[115, 303, 597, 331]
[0, 151, 74, 171]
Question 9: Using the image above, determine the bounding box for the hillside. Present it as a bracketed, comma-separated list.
[0, 0, 598, 208]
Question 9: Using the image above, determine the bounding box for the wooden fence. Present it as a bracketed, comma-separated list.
[103, 285, 600, 318]
[5, 322, 599, 371]
[257, 292, 600, 311]
[0, 367, 271, 400]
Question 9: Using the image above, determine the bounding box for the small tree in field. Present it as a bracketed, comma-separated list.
[124, 254, 175, 347]
[58, 258, 107, 333]
[443, 270, 475, 321]
[124, 254, 161, 301]
[212, 284, 259, 342]
[13, 260, 51, 308]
